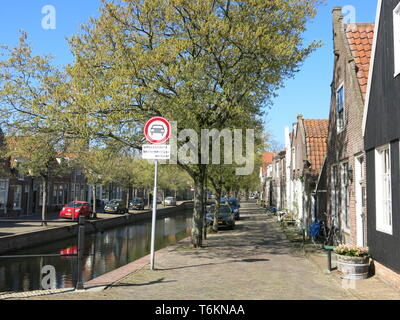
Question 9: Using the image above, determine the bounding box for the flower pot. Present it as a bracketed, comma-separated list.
[336, 255, 370, 280]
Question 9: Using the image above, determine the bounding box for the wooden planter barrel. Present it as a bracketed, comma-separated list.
[336, 255, 370, 280]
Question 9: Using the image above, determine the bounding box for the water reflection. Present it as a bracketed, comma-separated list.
[0, 212, 192, 293]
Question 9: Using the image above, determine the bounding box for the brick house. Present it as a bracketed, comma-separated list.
[324, 8, 373, 246]
[290, 115, 328, 229]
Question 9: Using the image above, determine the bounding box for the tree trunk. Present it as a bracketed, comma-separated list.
[41, 177, 48, 226]
[203, 172, 207, 240]
[126, 187, 130, 210]
[92, 185, 97, 219]
[191, 165, 206, 248]
[213, 186, 222, 232]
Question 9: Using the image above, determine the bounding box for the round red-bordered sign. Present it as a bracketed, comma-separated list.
[144, 117, 171, 144]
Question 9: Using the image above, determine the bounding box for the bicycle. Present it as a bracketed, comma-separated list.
[321, 212, 342, 246]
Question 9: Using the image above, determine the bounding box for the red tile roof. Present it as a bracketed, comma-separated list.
[344, 23, 374, 100]
[303, 119, 329, 176]
[261, 152, 274, 176]
[262, 152, 274, 165]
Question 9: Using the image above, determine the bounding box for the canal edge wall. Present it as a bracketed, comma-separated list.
[0, 201, 194, 255]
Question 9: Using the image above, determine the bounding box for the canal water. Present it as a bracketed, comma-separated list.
[0, 212, 192, 293]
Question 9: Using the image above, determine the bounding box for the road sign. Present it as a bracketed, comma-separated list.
[142, 116, 172, 271]
[144, 117, 171, 144]
[142, 144, 171, 160]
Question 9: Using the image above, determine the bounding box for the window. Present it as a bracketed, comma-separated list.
[80, 185, 86, 201]
[12, 185, 22, 210]
[58, 184, 64, 205]
[331, 166, 339, 225]
[0, 180, 7, 209]
[394, 3, 400, 77]
[336, 85, 345, 132]
[375, 145, 392, 234]
[341, 162, 349, 230]
[53, 184, 58, 204]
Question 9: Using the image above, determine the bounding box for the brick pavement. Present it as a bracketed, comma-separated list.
[14, 202, 400, 300]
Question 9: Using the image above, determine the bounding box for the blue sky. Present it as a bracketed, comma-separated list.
[0, 0, 378, 146]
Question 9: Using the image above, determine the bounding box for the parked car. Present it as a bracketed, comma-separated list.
[60, 201, 93, 220]
[205, 204, 235, 230]
[129, 197, 145, 210]
[227, 198, 241, 220]
[163, 196, 176, 206]
[104, 199, 128, 214]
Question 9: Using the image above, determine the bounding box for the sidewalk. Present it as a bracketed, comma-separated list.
[14, 201, 400, 300]
[304, 245, 400, 300]
[278, 218, 400, 300]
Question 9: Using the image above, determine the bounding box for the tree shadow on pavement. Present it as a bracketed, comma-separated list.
[158, 258, 270, 271]
[175, 214, 304, 262]
[111, 277, 177, 288]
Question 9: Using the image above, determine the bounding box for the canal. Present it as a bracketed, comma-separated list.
[0, 211, 192, 293]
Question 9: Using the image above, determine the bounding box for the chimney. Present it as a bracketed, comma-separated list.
[332, 7, 343, 56]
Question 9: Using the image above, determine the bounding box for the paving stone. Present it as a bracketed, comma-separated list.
[13, 202, 400, 300]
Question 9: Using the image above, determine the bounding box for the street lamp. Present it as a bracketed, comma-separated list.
[347, 166, 353, 182]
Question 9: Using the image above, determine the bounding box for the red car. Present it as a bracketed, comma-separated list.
[60, 201, 93, 220]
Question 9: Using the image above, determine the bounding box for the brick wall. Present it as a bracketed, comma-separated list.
[325, 8, 369, 246]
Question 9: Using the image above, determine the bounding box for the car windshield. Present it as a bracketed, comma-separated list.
[131, 198, 143, 203]
[66, 202, 83, 208]
[219, 205, 232, 217]
[166, 197, 174, 200]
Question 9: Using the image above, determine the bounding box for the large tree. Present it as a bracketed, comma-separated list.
[0, 0, 321, 247]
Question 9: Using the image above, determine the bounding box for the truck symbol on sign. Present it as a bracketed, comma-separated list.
[150, 124, 165, 136]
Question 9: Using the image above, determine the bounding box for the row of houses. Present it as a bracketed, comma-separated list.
[0, 131, 131, 217]
[260, 1, 400, 288]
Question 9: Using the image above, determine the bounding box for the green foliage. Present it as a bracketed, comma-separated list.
[6, 133, 70, 180]
[158, 164, 193, 193]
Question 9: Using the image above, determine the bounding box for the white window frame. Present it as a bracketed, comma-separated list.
[336, 84, 345, 133]
[0, 179, 8, 209]
[331, 165, 339, 227]
[375, 144, 392, 235]
[341, 162, 350, 232]
[12, 185, 22, 210]
[394, 3, 400, 77]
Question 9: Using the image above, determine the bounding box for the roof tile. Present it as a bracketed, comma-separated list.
[344, 23, 375, 100]
[302, 119, 329, 176]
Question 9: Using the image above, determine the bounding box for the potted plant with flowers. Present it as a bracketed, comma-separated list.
[334, 244, 370, 280]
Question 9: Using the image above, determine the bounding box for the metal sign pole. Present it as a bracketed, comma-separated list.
[75, 215, 85, 290]
[150, 159, 158, 270]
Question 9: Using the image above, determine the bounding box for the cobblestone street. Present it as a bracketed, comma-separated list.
[11, 201, 397, 301]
